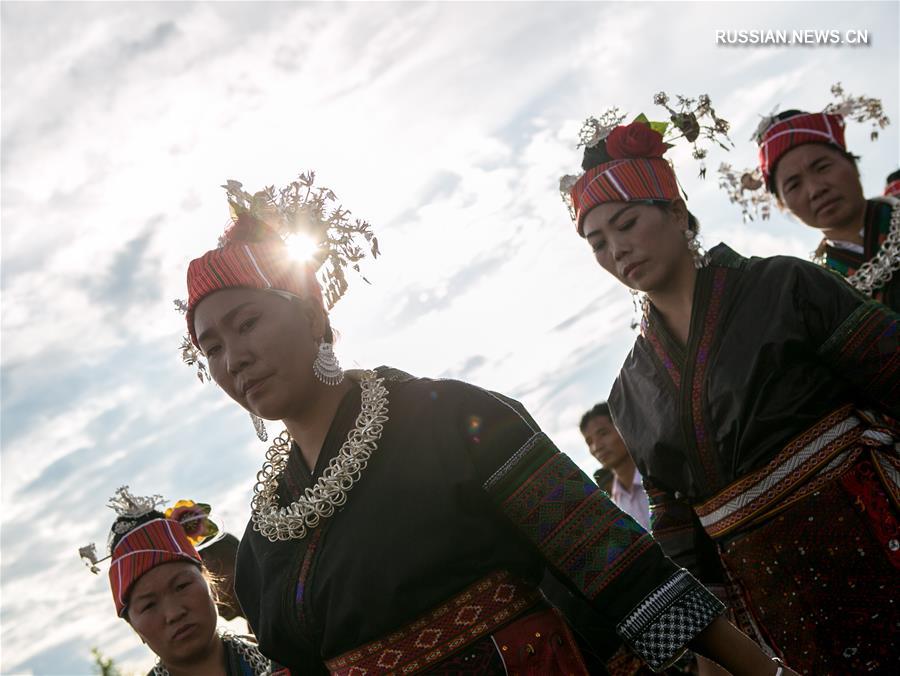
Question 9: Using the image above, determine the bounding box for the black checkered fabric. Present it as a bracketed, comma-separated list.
[617, 570, 725, 671]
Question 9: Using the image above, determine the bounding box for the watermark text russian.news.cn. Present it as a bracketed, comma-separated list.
[716, 29, 870, 46]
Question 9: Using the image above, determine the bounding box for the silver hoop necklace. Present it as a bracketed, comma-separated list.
[151, 632, 271, 676]
[844, 199, 900, 296]
[250, 370, 389, 543]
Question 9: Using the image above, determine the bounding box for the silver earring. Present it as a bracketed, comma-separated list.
[684, 228, 709, 269]
[250, 412, 267, 442]
[629, 289, 649, 330]
[313, 341, 344, 386]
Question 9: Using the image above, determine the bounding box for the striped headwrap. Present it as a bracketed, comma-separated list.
[109, 518, 201, 616]
[185, 220, 323, 347]
[757, 112, 846, 189]
[885, 179, 900, 198]
[570, 158, 679, 236]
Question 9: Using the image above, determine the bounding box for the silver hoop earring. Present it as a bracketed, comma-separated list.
[313, 341, 344, 386]
[250, 412, 268, 442]
[684, 228, 709, 269]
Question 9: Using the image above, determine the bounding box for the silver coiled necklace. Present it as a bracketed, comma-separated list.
[250, 370, 389, 543]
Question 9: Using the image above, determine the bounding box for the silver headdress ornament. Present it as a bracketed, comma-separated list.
[576, 108, 628, 149]
[825, 82, 890, 141]
[78, 486, 166, 575]
[720, 83, 890, 222]
[560, 94, 733, 221]
[750, 105, 782, 144]
[559, 109, 628, 220]
[652, 91, 734, 177]
[107, 485, 165, 519]
[174, 172, 380, 383]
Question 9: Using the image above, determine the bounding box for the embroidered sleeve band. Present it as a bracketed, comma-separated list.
[483, 432, 656, 600]
[818, 300, 900, 415]
[617, 569, 725, 672]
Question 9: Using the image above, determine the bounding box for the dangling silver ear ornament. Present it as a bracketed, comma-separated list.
[629, 288, 650, 330]
[313, 341, 344, 386]
[684, 228, 709, 269]
[250, 412, 268, 442]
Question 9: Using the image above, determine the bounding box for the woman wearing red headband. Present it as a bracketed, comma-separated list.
[754, 101, 899, 310]
[80, 488, 279, 676]
[565, 112, 899, 674]
[178, 176, 790, 675]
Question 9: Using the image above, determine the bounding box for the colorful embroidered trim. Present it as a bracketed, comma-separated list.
[818, 301, 900, 405]
[185, 237, 323, 346]
[757, 112, 846, 186]
[484, 432, 655, 600]
[694, 405, 867, 538]
[617, 569, 725, 671]
[109, 518, 201, 616]
[323, 570, 539, 675]
[570, 157, 679, 235]
[686, 267, 729, 489]
[643, 321, 682, 390]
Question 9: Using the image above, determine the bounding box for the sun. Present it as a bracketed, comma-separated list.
[284, 233, 318, 262]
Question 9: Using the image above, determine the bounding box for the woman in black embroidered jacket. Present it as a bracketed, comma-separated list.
[177, 177, 789, 675]
[564, 114, 900, 674]
[753, 107, 899, 310]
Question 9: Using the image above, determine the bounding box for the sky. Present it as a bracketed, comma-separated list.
[1, 1, 898, 674]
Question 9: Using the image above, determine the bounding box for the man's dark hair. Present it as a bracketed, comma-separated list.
[579, 402, 611, 432]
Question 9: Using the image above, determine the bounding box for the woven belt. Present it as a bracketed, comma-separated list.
[694, 405, 876, 539]
[325, 570, 541, 675]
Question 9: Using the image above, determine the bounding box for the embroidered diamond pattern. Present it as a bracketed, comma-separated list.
[414, 628, 443, 649]
[376, 649, 403, 669]
[347, 668, 368, 675]
[454, 604, 483, 626]
[493, 584, 515, 603]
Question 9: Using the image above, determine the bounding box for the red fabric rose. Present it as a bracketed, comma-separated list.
[605, 122, 669, 160]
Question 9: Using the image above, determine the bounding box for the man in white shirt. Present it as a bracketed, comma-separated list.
[580, 402, 651, 531]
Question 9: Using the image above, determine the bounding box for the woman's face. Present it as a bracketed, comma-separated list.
[773, 143, 865, 233]
[127, 562, 218, 668]
[193, 287, 324, 421]
[581, 201, 690, 293]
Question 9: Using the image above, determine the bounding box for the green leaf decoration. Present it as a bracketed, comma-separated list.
[632, 113, 668, 136]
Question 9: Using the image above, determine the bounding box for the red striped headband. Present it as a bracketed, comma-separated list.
[757, 112, 846, 188]
[885, 180, 900, 198]
[570, 158, 679, 236]
[185, 234, 323, 347]
[109, 518, 202, 616]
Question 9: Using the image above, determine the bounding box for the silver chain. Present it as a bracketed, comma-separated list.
[151, 632, 270, 676]
[818, 198, 900, 296]
[250, 370, 389, 543]
[846, 198, 900, 296]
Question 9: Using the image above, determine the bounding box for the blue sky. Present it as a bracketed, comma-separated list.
[2, 1, 897, 674]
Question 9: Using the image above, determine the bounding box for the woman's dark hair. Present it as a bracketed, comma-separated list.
[887, 169, 900, 184]
[582, 140, 614, 171]
[645, 200, 700, 233]
[765, 109, 860, 194]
